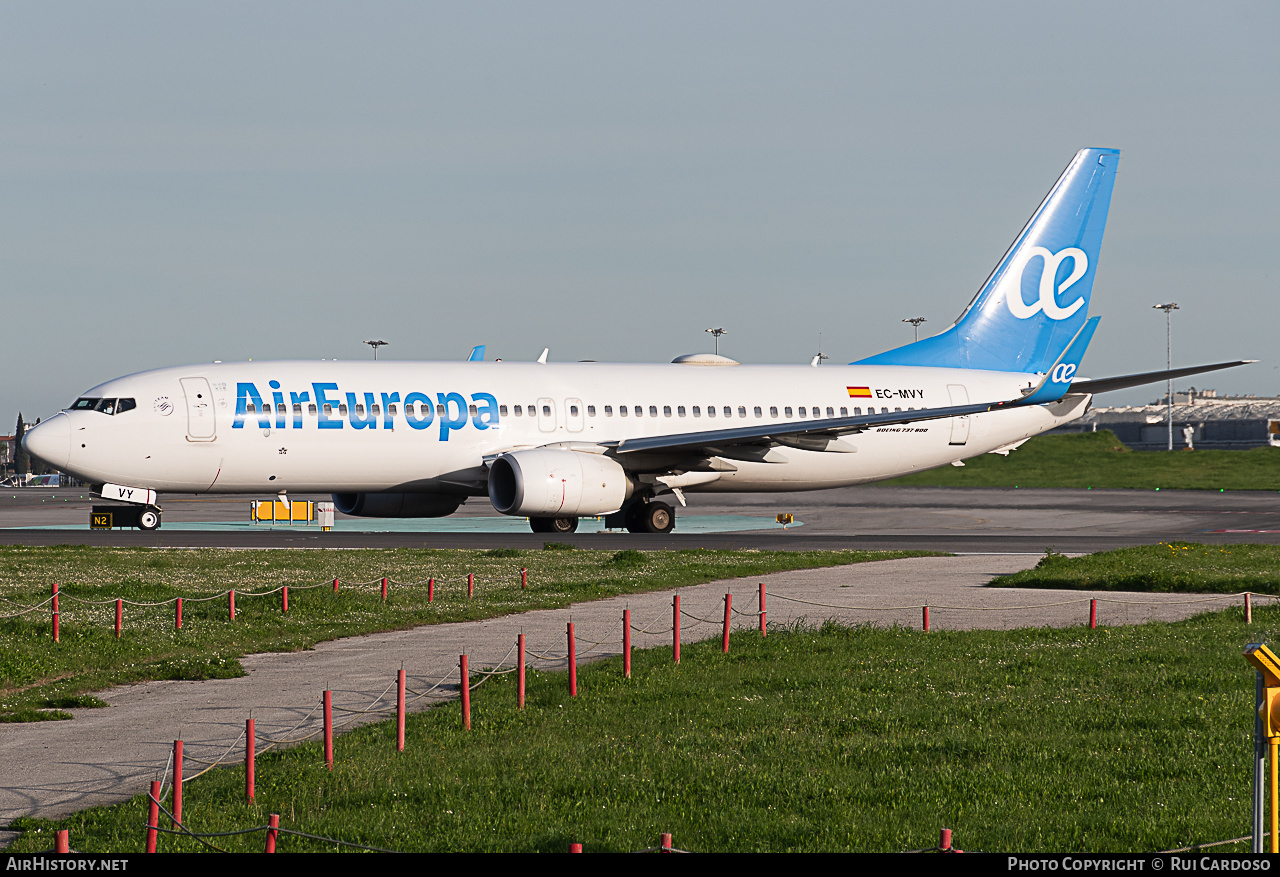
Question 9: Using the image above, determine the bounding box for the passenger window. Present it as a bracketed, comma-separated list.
[692, 406, 701, 417]
[437, 404, 446, 416]
[784, 407, 793, 417]
[724, 406, 732, 417]
[293, 403, 303, 414]
[620, 406, 628, 417]
[322, 404, 333, 415]
[853, 407, 861, 415]
[570, 405, 579, 416]
[387, 404, 397, 416]
[514, 405, 522, 416]
[542, 405, 552, 417]
[753, 406, 762, 417]
[799, 407, 807, 417]
[499, 405, 508, 416]
[827, 407, 835, 417]
[707, 406, 715, 418]
[604, 405, 613, 416]
[469, 404, 479, 416]
[738, 406, 747, 418]
[354, 404, 365, 415]
[769, 406, 778, 417]
[677, 406, 686, 417]
[635, 406, 642, 417]
[309, 404, 318, 415]
[338, 404, 348, 415]
[840, 407, 848, 416]
[246, 402, 257, 413]
[662, 406, 671, 417]
[587, 405, 596, 416]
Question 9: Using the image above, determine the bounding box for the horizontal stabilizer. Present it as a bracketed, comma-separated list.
[1068, 361, 1256, 396]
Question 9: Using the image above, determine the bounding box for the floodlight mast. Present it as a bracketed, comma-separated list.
[364, 340, 389, 360]
[1152, 303, 1179, 451]
[903, 317, 927, 342]
[704, 327, 727, 356]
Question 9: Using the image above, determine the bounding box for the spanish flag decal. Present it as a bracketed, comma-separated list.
[847, 386, 872, 398]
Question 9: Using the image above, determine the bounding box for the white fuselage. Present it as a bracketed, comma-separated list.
[35, 359, 1088, 499]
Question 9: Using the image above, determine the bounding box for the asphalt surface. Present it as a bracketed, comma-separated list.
[2, 485, 1280, 551]
[3, 484, 1279, 846]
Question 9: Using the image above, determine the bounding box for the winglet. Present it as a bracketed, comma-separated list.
[468, 345, 486, 362]
[1018, 316, 1100, 405]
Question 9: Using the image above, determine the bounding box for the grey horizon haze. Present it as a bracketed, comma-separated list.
[3, 2, 1276, 423]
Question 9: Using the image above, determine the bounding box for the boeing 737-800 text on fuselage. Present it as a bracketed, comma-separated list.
[21, 149, 1250, 533]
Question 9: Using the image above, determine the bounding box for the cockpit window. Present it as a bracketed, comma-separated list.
[70, 397, 136, 415]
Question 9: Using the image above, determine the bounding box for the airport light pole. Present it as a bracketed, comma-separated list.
[364, 340, 389, 360]
[903, 317, 927, 342]
[1153, 303, 1179, 451]
[705, 327, 728, 356]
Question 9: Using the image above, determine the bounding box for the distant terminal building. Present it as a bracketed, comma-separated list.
[1055, 389, 1280, 450]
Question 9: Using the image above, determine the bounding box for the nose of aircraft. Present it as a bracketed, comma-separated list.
[22, 413, 71, 471]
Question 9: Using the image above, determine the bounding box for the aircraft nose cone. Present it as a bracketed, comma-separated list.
[22, 413, 71, 471]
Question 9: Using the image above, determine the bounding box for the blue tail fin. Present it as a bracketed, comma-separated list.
[853, 148, 1119, 373]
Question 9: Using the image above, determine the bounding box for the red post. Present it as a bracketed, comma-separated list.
[517, 634, 526, 710]
[923, 605, 930, 632]
[146, 780, 161, 852]
[265, 813, 279, 853]
[246, 718, 255, 800]
[173, 740, 183, 826]
[661, 832, 673, 852]
[623, 609, 632, 678]
[333, 577, 339, 593]
[55, 829, 69, 853]
[521, 567, 528, 589]
[673, 595, 681, 664]
[759, 582, 766, 636]
[569, 842, 582, 853]
[568, 622, 577, 696]
[51, 583, 59, 643]
[722, 593, 732, 653]
[428, 577, 434, 602]
[397, 669, 406, 751]
[229, 589, 236, 621]
[460, 655, 471, 730]
[282, 585, 289, 613]
[381, 577, 388, 600]
[175, 597, 182, 631]
[940, 827, 953, 851]
[1246, 592, 1253, 624]
[324, 690, 333, 769]
[1090, 599, 1098, 629]
[115, 599, 123, 638]
[468, 573, 474, 598]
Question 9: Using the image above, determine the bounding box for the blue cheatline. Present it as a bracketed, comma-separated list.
[23, 515, 802, 534]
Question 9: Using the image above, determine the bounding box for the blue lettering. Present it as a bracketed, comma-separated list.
[233, 383, 270, 429]
[269, 381, 286, 429]
[347, 392, 377, 429]
[381, 392, 400, 430]
[437, 392, 467, 441]
[313, 383, 342, 429]
[289, 390, 309, 429]
[472, 392, 499, 430]
[404, 392, 433, 430]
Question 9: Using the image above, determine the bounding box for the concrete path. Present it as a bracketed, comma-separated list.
[0, 555, 1253, 836]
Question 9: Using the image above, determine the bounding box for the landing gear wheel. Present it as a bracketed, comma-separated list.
[138, 507, 162, 531]
[626, 501, 675, 534]
[529, 516, 578, 534]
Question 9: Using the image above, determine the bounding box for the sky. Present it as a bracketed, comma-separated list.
[2, 1, 1277, 423]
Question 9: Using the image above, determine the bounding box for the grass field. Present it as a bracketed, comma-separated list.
[993, 542, 1280, 594]
[0, 545, 932, 722]
[880, 430, 1280, 491]
[5, 604, 1270, 853]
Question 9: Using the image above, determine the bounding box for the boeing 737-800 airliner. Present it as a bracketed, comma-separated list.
[22, 148, 1250, 533]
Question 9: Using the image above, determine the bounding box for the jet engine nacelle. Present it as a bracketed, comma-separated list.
[488, 449, 632, 517]
[332, 492, 464, 518]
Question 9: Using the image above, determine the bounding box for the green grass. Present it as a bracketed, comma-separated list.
[879, 430, 1280, 490]
[993, 542, 1280, 594]
[0, 545, 931, 721]
[6, 606, 1269, 853]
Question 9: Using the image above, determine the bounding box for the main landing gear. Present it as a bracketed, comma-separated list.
[526, 499, 677, 535]
[528, 516, 579, 534]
